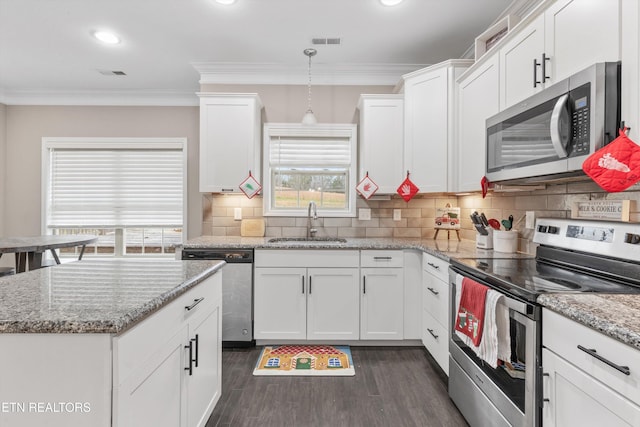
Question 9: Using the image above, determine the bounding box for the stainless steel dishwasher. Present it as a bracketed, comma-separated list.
[181, 248, 254, 347]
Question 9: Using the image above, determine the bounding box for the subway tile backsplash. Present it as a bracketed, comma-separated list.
[202, 182, 640, 254]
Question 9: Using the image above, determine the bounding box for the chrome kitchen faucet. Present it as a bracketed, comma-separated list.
[307, 201, 318, 238]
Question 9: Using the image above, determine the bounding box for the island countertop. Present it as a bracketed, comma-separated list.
[0, 259, 225, 334]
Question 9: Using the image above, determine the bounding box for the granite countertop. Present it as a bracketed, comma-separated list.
[0, 259, 224, 334]
[181, 235, 534, 262]
[538, 294, 640, 350]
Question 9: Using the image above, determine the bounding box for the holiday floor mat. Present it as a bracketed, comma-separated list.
[253, 345, 355, 376]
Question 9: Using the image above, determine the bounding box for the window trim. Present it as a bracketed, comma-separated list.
[41, 137, 188, 250]
[262, 123, 357, 217]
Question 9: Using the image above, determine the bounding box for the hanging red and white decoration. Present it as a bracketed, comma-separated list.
[239, 170, 262, 199]
[397, 171, 419, 202]
[356, 172, 379, 199]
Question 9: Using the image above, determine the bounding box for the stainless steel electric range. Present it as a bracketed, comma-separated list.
[448, 218, 640, 427]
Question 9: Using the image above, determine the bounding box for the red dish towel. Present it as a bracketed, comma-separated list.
[455, 278, 489, 346]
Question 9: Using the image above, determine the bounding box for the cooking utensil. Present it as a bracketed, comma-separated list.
[488, 218, 501, 230]
[501, 219, 512, 231]
[480, 213, 489, 226]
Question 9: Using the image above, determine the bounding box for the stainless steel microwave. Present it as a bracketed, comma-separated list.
[486, 62, 621, 184]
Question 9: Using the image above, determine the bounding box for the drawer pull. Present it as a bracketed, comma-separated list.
[185, 298, 204, 311]
[577, 345, 630, 376]
[427, 262, 440, 270]
[427, 287, 439, 295]
[427, 328, 439, 339]
[373, 256, 393, 260]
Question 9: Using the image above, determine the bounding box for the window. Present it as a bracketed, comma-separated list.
[263, 124, 357, 217]
[42, 138, 186, 257]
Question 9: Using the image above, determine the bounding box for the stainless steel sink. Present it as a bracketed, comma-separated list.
[267, 237, 347, 244]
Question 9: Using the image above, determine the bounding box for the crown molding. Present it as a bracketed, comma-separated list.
[193, 62, 426, 86]
[0, 89, 199, 106]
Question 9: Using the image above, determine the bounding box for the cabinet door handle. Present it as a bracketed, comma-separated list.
[542, 53, 550, 82]
[184, 340, 194, 376]
[373, 256, 392, 260]
[192, 334, 199, 368]
[363, 276, 366, 294]
[427, 328, 439, 339]
[427, 287, 439, 295]
[185, 298, 204, 311]
[427, 262, 440, 270]
[221, 188, 235, 192]
[533, 57, 540, 87]
[302, 275, 305, 294]
[577, 345, 630, 376]
[309, 276, 312, 294]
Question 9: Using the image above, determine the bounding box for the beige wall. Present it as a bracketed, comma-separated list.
[3, 105, 201, 238]
[200, 84, 395, 123]
[0, 103, 5, 238]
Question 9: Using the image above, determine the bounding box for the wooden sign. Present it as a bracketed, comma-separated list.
[571, 200, 633, 222]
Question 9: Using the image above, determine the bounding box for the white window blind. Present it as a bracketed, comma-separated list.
[269, 136, 352, 168]
[45, 144, 184, 228]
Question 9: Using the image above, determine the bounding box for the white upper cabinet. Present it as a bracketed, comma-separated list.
[544, 0, 621, 84]
[198, 93, 262, 193]
[499, 0, 621, 110]
[358, 95, 404, 193]
[455, 55, 500, 192]
[403, 60, 472, 193]
[499, 15, 545, 109]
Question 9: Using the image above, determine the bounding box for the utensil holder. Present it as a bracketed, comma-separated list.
[476, 228, 493, 249]
[493, 230, 518, 253]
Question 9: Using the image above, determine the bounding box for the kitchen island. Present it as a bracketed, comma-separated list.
[0, 259, 225, 427]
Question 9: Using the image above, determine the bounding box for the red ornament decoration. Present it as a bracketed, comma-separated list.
[356, 172, 379, 199]
[397, 171, 419, 202]
[239, 171, 262, 199]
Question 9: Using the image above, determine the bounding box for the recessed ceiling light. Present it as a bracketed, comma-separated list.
[93, 31, 120, 45]
[215, 0, 237, 4]
[380, 0, 404, 5]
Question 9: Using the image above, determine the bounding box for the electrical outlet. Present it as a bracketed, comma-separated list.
[393, 209, 401, 221]
[234, 207, 242, 220]
[525, 211, 535, 229]
[359, 208, 371, 221]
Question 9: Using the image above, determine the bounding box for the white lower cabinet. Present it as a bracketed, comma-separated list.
[0, 273, 222, 427]
[114, 273, 222, 427]
[542, 309, 640, 427]
[421, 253, 450, 374]
[360, 250, 404, 340]
[254, 250, 360, 341]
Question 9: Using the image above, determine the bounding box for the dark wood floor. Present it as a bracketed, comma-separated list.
[207, 346, 468, 427]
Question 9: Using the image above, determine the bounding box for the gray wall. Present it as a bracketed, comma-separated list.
[0, 103, 5, 238]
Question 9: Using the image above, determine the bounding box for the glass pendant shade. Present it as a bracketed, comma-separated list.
[302, 109, 317, 125]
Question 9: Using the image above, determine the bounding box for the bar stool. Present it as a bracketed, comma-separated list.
[0, 267, 15, 277]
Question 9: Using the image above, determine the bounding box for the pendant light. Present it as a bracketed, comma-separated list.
[301, 48, 318, 125]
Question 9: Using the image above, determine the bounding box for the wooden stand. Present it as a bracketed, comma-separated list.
[433, 228, 461, 241]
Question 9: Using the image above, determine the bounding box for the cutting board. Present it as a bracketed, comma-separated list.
[241, 219, 265, 237]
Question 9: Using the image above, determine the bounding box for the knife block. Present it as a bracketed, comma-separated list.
[476, 228, 494, 249]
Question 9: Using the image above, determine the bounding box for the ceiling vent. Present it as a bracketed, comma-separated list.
[97, 69, 127, 76]
[312, 37, 341, 46]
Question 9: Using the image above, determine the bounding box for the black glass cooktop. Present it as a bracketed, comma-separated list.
[451, 257, 640, 303]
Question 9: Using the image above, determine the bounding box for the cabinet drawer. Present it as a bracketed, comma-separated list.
[255, 249, 359, 268]
[114, 274, 220, 386]
[422, 252, 449, 282]
[422, 273, 449, 326]
[360, 250, 404, 268]
[422, 310, 449, 375]
[543, 309, 640, 406]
